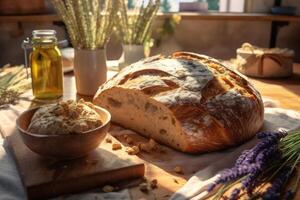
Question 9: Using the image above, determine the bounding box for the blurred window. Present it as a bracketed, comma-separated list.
[127, 0, 246, 13]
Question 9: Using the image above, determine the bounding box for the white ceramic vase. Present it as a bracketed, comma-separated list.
[74, 49, 107, 96]
[120, 44, 145, 70]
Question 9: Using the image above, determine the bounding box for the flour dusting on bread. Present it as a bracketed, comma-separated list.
[94, 52, 264, 153]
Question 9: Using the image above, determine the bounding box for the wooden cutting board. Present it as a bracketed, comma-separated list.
[7, 131, 145, 200]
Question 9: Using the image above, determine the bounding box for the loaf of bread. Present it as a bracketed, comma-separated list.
[28, 99, 102, 135]
[93, 52, 264, 153]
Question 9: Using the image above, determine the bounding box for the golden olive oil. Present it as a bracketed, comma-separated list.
[30, 30, 63, 100]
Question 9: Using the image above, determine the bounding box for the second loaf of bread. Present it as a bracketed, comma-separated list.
[93, 52, 264, 153]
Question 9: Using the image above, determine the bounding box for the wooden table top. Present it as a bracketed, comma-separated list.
[63, 63, 300, 199]
[1, 63, 299, 199]
[249, 63, 300, 112]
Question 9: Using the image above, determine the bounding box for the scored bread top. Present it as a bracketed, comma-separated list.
[96, 52, 264, 152]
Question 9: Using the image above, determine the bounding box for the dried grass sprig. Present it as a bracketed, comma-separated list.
[50, 0, 118, 49]
[0, 65, 31, 108]
[116, 0, 160, 45]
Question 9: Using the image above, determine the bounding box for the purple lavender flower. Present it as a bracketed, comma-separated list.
[216, 166, 252, 184]
[207, 183, 216, 192]
[229, 188, 241, 200]
[206, 166, 252, 192]
[242, 171, 260, 194]
[255, 145, 281, 167]
[257, 130, 287, 140]
[284, 190, 294, 200]
[206, 130, 288, 198]
[207, 163, 262, 193]
[241, 145, 281, 193]
[263, 167, 292, 200]
[241, 133, 283, 165]
[234, 150, 250, 166]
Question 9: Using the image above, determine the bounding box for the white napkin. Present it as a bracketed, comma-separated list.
[0, 139, 26, 200]
[170, 107, 300, 200]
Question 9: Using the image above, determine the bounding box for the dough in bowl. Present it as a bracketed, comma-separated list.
[28, 99, 102, 135]
[93, 52, 264, 153]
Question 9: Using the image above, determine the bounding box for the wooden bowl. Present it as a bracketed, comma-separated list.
[16, 106, 111, 159]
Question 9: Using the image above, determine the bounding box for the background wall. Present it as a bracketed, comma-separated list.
[0, 22, 67, 66]
[0, 0, 299, 66]
[150, 19, 300, 61]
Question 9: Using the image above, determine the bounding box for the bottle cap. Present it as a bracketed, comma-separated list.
[32, 30, 56, 38]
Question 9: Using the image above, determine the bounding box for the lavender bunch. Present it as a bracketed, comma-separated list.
[263, 167, 292, 200]
[206, 130, 300, 200]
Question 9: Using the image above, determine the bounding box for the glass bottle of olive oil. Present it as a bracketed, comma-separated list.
[30, 30, 63, 100]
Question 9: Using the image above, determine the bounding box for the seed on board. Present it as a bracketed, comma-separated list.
[139, 182, 149, 193]
[112, 143, 122, 150]
[126, 146, 140, 155]
[102, 185, 114, 193]
[105, 137, 112, 143]
[173, 178, 179, 184]
[173, 166, 183, 174]
[150, 179, 158, 189]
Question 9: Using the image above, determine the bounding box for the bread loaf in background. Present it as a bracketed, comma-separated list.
[93, 52, 264, 153]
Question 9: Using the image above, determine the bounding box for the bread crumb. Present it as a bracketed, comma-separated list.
[139, 182, 149, 193]
[139, 143, 152, 153]
[148, 139, 157, 149]
[173, 166, 183, 174]
[142, 176, 147, 182]
[102, 185, 114, 193]
[105, 137, 112, 143]
[125, 136, 134, 144]
[139, 138, 162, 153]
[150, 179, 158, 189]
[112, 143, 122, 150]
[125, 146, 140, 155]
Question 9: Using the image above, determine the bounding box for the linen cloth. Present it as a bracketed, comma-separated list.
[170, 106, 300, 200]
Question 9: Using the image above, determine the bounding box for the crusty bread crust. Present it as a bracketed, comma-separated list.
[93, 52, 264, 153]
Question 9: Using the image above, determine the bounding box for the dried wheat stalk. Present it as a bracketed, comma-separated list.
[50, 0, 119, 49]
[0, 65, 31, 108]
[116, 0, 160, 45]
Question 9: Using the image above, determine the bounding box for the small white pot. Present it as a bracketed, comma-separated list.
[120, 44, 145, 70]
[74, 48, 107, 96]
